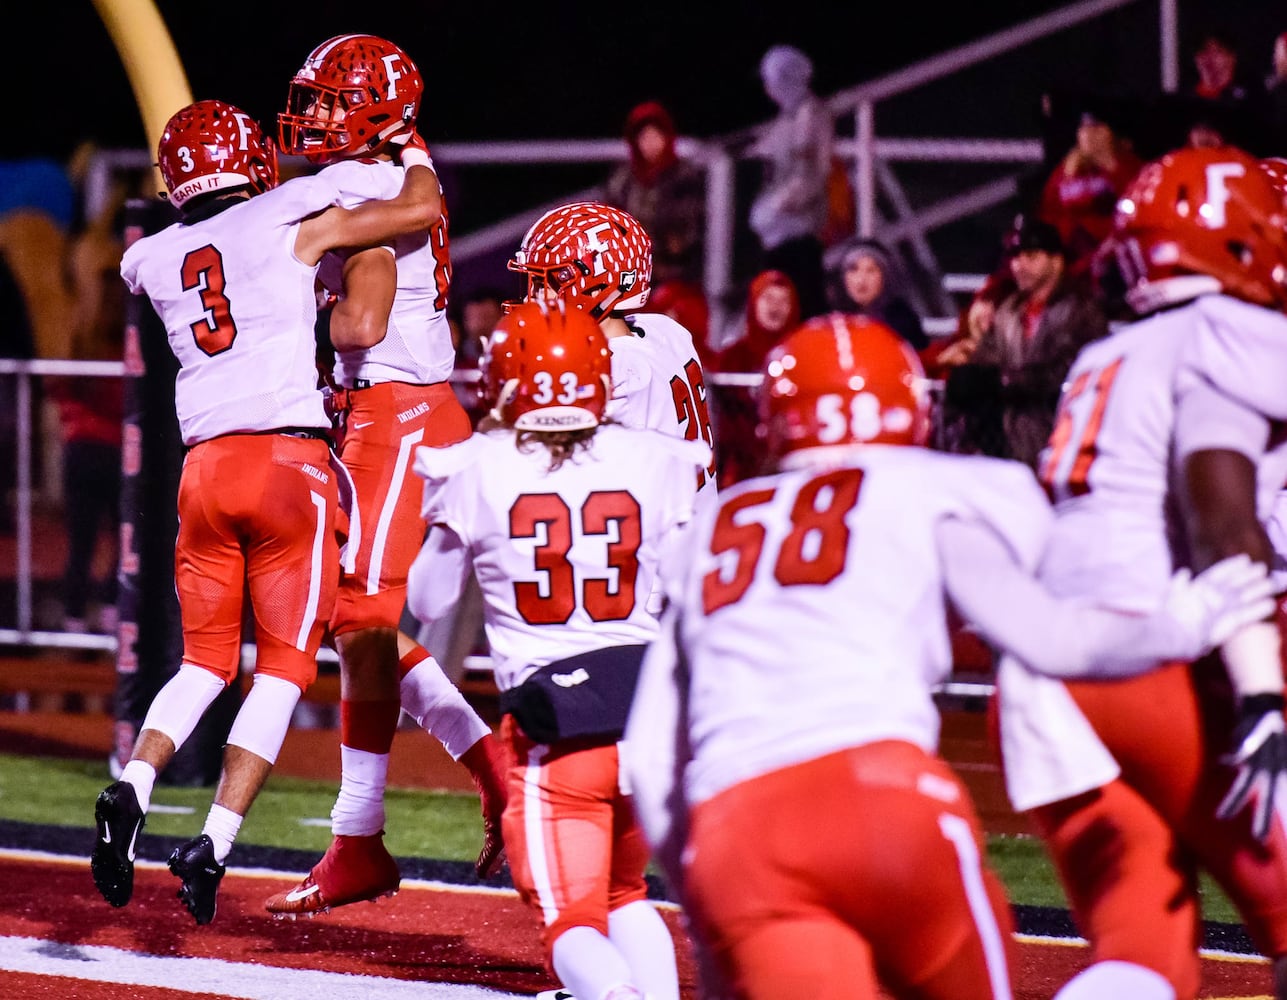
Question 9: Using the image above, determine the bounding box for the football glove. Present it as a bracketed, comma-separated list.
[1216, 692, 1287, 842]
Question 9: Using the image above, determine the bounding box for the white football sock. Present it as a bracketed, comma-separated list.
[119, 759, 157, 814]
[329, 746, 389, 836]
[201, 802, 242, 865]
[551, 925, 636, 1000]
[1054, 960, 1175, 1000]
[607, 900, 678, 1000]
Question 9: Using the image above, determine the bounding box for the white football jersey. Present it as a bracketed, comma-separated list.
[999, 292, 1287, 813]
[609, 312, 719, 518]
[666, 446, 1050, 807]
[119, 177, 337, 446]
[1036, 293, 1287, 612]
[414, 424, 710, 692]
[316, 158, 456, 388]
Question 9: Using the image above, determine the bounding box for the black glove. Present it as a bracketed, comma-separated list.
[1216, 692, 1287, 841]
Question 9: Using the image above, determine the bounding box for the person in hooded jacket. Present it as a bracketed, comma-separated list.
[604, 100, 706, 291]
[824, 236, 929, 352]
[709, 269, 800, 487]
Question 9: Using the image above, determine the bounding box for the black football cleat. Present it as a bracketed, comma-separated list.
[91, 781, 145, 907]
[168, 834, 226, 925]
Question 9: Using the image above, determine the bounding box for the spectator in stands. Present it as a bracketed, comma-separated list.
[1183, 26, 1269, 153]
[451, 285, 506, 426]
[1036, 101, 1143, 282]
[604, 101, 705, 292]
[748, 44, 832, 320]
[454, 285, 504, 371]
[0, 156, 76, 361]
[1191, 27, 1262, 110]
[823, 236, 928, 351]
[47, 146, 135, 634]
[1264, 31, 1287, 153]
[709, 269, 799, 487]
[941, 216, 1108, 470]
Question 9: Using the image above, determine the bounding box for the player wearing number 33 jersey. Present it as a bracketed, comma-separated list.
[407, 301, 705, 1000]
[622, 312, 1275, 1000]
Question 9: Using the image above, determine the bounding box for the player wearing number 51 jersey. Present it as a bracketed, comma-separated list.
[622, 312, 1274, 1000]
[999, 145, 1287, 1000]
[407, 302, 708, 1000]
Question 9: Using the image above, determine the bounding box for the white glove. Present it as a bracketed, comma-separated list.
[1162, 554, 1277, 655]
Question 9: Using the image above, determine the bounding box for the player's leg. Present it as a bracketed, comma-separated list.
[92, 439, 245, 908]
[396, 633, 509, 875]
[503, 718, 648, 1000]
[683, 741, 1013, 1000]
[171, 434, 337, 925]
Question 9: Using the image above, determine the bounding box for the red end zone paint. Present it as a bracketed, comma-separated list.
[0, 854, 1273, 999]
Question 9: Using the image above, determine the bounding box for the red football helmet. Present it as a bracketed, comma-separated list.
[1261, 157, 1287, 209]
[1111, 145, 1287, 313]
[157, 100, 278, 209]
[278, 34, 423, 162]
[759, 313, 929, 458]
[481, 299, 612, 431]
[508, 202, 653, 318]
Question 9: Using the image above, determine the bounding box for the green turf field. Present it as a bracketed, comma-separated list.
[0, 752, 1243, 924]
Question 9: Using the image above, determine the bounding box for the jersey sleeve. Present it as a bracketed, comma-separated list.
[938, 457, 1053, 572]
[1174, 377, 1273, 463]
[316, 159, 402, 208]
[406, 521, 470, 627]
[1178, 297, 1287, 423]
[413, 434, 487, 538]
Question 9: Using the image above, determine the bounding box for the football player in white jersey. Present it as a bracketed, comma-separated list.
[508, 201, 718, 519]
[95, 99, 437, 925]
[263, 34, 509, 920]
[996, 145, 1287, 1000]
[405, 300, 708, 1000]
[621, 312, 1275, 1000]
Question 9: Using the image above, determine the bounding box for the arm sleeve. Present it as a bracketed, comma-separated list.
[405, 522, 470, 627]
[937, 516, 1208, 678]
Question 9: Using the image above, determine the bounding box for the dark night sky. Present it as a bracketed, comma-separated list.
[13, 0, 1281, 289]
[26, 1, 1281, 158]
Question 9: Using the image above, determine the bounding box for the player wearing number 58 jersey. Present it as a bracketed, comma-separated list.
[998, 145, 1287, 1000]
[407, 301, 708, 1000]
[97, 99, 437, 925]
[622, 313, 1274, 1000]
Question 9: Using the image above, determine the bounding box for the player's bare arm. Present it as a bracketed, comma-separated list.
[328, 248, 396, 351]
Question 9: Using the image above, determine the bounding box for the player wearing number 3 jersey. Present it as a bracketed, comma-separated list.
[997, 145, 1287, 1000]
[99, 99, 436, 925]
[622, 312, 1275, 1000]
[407, 301, 707, 1000]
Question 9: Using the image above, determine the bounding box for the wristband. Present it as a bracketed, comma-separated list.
[400, 147, 432, 170]
[1222, 620, 1284, 697]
